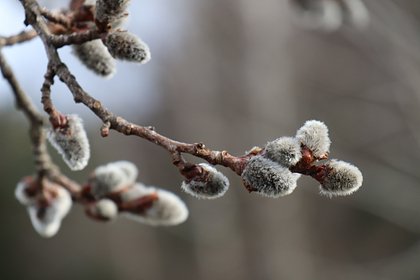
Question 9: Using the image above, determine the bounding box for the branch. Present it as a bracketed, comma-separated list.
[20, 0, 247, 178]
[0, 29, 37, 47]
[18, 0, 363, 201]
[0, 48, 81, 196]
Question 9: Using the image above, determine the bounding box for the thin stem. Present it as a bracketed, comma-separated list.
[0, 29, 38, 47]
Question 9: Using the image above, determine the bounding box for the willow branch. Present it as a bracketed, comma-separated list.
[0, 48, 82, 196]
[20, 0, 247, 177]
[0, 29, 38, 47]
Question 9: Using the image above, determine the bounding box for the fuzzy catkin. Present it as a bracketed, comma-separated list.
[15, 177, 35, 206]
[89, 162, 136, 198]
[96, 0, 131, 24]
[296, 120, 331, 158]
[72, 40, 116, 77]
[320, 159, 363, 197]
[94, 199, 119, 220]
[264, 137, 302, 167]
[28, 186, 72, 238]
[181, 163, 229, 199]
[48, 115, 90, 171]
[122, 184, 189, 226]
[103, 31, 151, 63]
[112, 161, 138, 184]
[241, 156, 300, 198]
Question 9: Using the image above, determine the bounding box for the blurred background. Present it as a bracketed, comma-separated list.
[1, 0, 420, 279]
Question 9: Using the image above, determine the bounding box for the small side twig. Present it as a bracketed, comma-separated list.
[0, 29, 38, 47]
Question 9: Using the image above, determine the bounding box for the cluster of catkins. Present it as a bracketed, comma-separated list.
[15, 161, 188, 238]
[15, 177, 72, 238]
[85, 161, 188, 226]
[289, 0, 370, 32]
[181, 120, 363, 200]
[72, 0, 150, 77]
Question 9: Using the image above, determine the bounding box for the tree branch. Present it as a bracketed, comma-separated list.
[20, 0, 248, 178]
[0, 48, 81, 196]
[0, 29, 37, 47]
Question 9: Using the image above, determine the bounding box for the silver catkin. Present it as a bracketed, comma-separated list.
[296, 120, 331, 158]
[28, 186, 72, 238]
[72, 39, 116, 77]
[89, 162, 135, 198]
[181, 163, 229, 199]
[112, 161, 138, 184]
[96, 0, 131, 24]
[320, 159, 363, 197]
[264, 137, 302, 167]
[94, 199, 119, 220]
[48, 114, 90, 171]
[103, 31, 151, 63]
[241, 156, 301, 198]
[122, 184, 189, 226]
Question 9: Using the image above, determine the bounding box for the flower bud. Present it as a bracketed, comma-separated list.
[296, 120, 331, 158]
[103, 31, 151, 63]
[112, 160, 138, 184]
[27, 184, 72, 238]
[72, 39, 116, 77]
[122, 184, 189, 226]
[96, 0, 131, 24]
[48, 114, 90, 171]
[15, 176, 36, 206]
[89, 161, 138, 198]
[264, 137, 302, 167]
[241, 156, 301, 198]
[86, 198, 118, 221]
[319, 159, 363, 197]
[181, 163, 229, 199]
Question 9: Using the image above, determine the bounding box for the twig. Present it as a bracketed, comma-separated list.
[0, 48, 82, 196]
[0, 29, 38, 47]
[39, 7, 71, 29]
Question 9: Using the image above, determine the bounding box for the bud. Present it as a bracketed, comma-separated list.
[89, 161, 138, 198]
[103, 31, 151, 63]
[86, 198, 119, 221]
[319, 159, 363, 197]
[264, 137, 302, 167]
[112, 160, 138, 184]
[296, 120, 331, 158]
[72, 39, 116, 77]
[96, 0, 131, 24]
[48, 114, 90, 171]
[241, 156, 301, 198]
[27, 184, 72, 238]
[181, 163, 229, 199]
[15, 176, 36, 206]
[122, 184, 189, 226]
